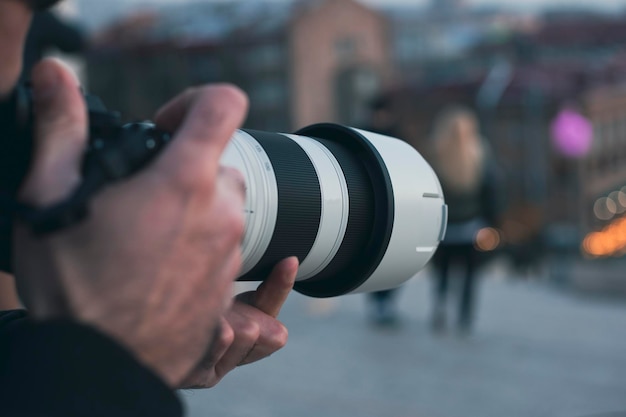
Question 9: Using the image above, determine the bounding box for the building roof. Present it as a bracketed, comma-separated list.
[94, 0, 302, 48]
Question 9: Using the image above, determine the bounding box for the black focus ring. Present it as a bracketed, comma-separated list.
[237, 131, 321, 282]
[294, 137, 375, 287]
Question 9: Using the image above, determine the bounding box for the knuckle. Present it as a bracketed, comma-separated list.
[171, 162, 216, 194]
[238, 320, 261, 343]
[219, 323, 235, 348]
[270, 323, 289, 349]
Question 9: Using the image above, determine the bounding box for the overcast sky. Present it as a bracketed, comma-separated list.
[76, 0, 626, 11]
[70, 0, 626, 30]
[367, 0, 625, 9]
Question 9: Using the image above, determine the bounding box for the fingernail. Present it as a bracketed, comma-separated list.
[288, 256, 300, 267]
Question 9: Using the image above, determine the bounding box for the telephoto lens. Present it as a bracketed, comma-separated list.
[222, 123, 447, 298]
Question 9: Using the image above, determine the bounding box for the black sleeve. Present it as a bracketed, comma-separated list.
[0, 310, 183, 417]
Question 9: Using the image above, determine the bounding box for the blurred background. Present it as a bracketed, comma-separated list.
[40, 0, 626, 416]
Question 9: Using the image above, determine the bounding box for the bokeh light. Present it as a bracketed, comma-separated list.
[593, 197, 617, 221]
[582, 216, 626, 258]
[619, 187, 626, 208]
[474, 227, 501, 252]
[609, 191, 626, 214]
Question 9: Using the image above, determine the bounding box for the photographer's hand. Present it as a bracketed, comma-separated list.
[14, 58, 249, 387]
[180, 257, 297, 389]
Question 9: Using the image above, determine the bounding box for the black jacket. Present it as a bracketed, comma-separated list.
[0, 310, 183, 417]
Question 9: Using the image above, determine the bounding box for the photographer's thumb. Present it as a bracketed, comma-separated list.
[18, 58, 87, 207]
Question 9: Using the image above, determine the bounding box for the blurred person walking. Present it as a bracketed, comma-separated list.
[428, 106, 502, 335]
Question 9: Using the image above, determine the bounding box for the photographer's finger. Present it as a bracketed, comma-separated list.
[246, 257, 298, 318]
[153, 87, 197, 132]
[214, 308, 260, 379]
[0, 1, 31, 96]
[224, 302, 288, 366]
[237, 337, 286, 366]
[179, 318, 234, 389]
[154, 85, 248, 182]
[20, 59, 86, 206]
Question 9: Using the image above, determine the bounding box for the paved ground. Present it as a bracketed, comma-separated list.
[180, 262, 626, 417]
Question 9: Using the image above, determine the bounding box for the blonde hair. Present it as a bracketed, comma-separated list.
[431, 106, 485, 192]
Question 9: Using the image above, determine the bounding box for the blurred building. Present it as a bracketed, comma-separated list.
[381, 13, 626, 265]
[87, 0, 392, 131]
[84, 1, 626, 264]
[382, 1, 537, 78]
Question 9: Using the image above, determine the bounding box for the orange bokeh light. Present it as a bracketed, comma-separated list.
[475, 227, 501, 252]
[582, 216, 626, 257]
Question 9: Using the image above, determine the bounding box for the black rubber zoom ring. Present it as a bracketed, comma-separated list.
[237, 131, 321, 282]
[294, 137, 375, 286]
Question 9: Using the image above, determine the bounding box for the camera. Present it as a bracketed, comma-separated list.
[0, 86, 447, 298]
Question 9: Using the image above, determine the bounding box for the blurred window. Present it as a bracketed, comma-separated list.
[335, 37, 358, 62]
[249, 77, 287, 107]
[396, 31, 425, 62]
[190, 54, 222, 82]
[618, 114, 626, 162]
[592, 124, 602, 156]
[244, 44, 285, 71]
[612, 117, 621, 168]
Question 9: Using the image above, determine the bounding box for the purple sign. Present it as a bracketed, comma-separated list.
[550, 109, 593, 158]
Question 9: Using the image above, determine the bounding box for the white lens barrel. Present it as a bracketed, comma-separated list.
[220, 124, 446, 298]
